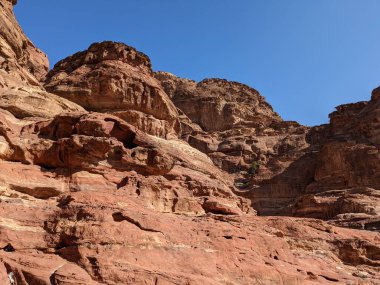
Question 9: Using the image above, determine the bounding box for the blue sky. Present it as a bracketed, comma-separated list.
[15, 0, 380, 126]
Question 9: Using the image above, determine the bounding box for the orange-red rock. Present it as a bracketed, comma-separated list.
[0, 0, 84, 118]
[45, 42, 179, 139]
[0, 1, 379, 284]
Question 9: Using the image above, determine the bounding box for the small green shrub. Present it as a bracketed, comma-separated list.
[249, 161, 260, 175]
[235, 181, 250, 188]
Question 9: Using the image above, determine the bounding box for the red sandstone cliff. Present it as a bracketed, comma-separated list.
[0, 1, 379, 284]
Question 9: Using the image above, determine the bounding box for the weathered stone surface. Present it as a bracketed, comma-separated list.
[0, 0, 48, 85]
[0, 1, 379, 284]
[154, 72, 315, 216]
[240, 89, 380, 227]
[0, 0, 85, 118]
[155, 72, 281, 132]
[0, 252, 96, 285]
[44, 42, 179, 138]
[0, 161, 67, 198]
[0, 109, 248, 216]
[2, 187, 380, 284]
[0, 96, 376, 284]
[0, 86, 85, 118]
[289, 90, 380, 228]
[154, 70, 380, 235]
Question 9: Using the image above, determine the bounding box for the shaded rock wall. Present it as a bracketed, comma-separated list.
[154, 70, 380, 230]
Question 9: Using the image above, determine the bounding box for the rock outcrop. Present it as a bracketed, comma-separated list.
[44, 42, 179, 139]
[154, 71, 380, 231]
[0, 0, 84, 118]
[154, 72, 314, 215]
[0, 0, 48, 85]
[0, 1, 379, 284]
[289, 90, 380, 229]
[155, 72, 281, 133]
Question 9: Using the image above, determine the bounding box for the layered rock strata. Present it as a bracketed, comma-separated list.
[0, 1, 379, 284]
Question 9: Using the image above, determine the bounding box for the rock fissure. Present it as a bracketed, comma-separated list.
[112, 212, 164, 234]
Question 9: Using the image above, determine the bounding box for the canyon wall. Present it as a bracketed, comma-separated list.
[0, 1, 379, 284]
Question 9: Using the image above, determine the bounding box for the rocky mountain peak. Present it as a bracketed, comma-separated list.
[155, 72, 281, 132]
[4, 0, 16, 6]
[0, 0, 48, 85]
[44, 41, 180, 139]
[47, 41, 152, 79]
[372, 85, 380, 101]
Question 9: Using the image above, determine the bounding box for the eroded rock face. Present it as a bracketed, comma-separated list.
[44, 42, 179, 139]
[0, 110, 249, 216]
[0, 1, 379, 284]
[155, 72, 281, 132]
[240, 89, 380, 227]
[3, 184, 380, 284]
[0, 0, 48, 85]
[0, 0, 84, 118]
[155, 72, 315, 216]
[154, 70, 380, 230]
[290, 91, 380, 228]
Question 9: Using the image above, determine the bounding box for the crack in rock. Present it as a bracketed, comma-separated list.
[112, 212, 163, 234]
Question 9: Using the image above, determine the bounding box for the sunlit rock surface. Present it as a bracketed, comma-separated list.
[0, 1, 379, 284]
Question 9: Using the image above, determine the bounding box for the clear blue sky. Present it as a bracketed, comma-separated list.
[15, 0, 380, 126]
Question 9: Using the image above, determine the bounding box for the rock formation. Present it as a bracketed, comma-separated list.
[155, 71, 380, 231]
[0, 0, 84, 118]
[0, 1, 379, 284]
[44, 42, 179, 139]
